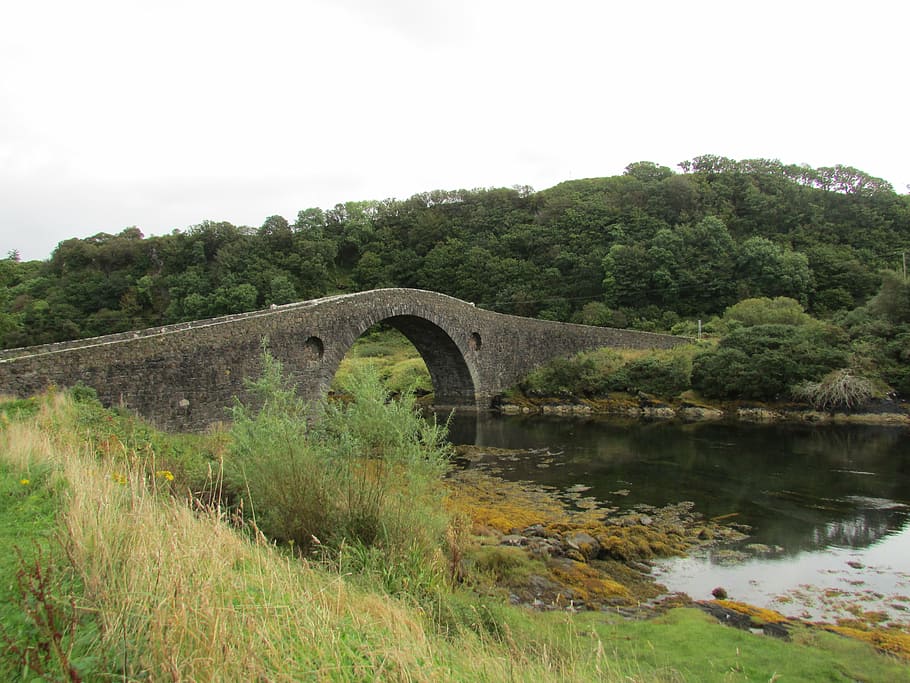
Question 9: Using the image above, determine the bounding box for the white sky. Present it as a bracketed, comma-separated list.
[1, 0, 907, 261]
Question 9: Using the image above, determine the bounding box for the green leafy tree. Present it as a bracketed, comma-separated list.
[868, 271, 910, 324]
[267, 273, 297, 306]
[736, 237, 811, 304]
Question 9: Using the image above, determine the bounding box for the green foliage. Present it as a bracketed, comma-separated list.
[868, 271, 910, 324]
[519, 347, 695, 400]
[225, 349, 451, 589]
[332, 326, 432, 396]
[838, 273, 910, 397]
[570, 301, 628, 328]
[0, 460, 103, 682]
[736, 237, 812, 303]
[5, 394, 910, 681]
[519, 356, 604, 398]
[692, 324, 849, 400]
[607, 350, 693, 398]
[721, 296, 813, 328]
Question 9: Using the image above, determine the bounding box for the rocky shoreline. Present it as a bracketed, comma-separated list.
[447, 446, 910, 660]
[496, 394, 910, 426]
[446, 459, 749, 613]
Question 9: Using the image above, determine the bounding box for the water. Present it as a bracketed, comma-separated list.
[445, 413, 910, 623]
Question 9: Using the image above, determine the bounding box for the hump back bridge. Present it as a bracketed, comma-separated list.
[0, 288, 688, 431]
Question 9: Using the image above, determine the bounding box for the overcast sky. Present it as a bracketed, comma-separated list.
[1, 0, 907, 261]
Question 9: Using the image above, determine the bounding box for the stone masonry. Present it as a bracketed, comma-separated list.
[0, 288, 689, 431]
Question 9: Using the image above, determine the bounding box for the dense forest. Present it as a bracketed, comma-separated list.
[2, 155, 909, 395]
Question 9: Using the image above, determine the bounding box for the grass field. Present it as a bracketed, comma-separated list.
[1, 388, 908, 682]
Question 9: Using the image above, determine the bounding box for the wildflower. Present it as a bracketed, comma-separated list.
[20, 478, 29, 486]
[112, 472, 127, 485]
[156, 470, 175, 481]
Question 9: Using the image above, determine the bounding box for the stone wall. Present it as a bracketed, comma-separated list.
[0, 289, 689, 431]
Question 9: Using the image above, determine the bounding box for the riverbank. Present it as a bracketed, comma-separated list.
[446, 455, 749, 612]
[496, 393, 910, 426]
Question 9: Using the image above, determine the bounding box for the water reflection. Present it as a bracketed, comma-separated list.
[811, 506, 908, 550]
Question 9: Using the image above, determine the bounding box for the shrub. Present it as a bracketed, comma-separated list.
[225, 348, 451, 585]
[518, 357, 599, 397]
[792, 369, 875, 411]
[722, 296, 812, 328]
[608, 352, 692, 398]
[691, 324, 849, 401]
[385, 357, 433, 395]
[518, 348, 633, 398]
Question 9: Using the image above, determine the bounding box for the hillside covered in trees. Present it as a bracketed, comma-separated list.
[2, 155, 909, 395]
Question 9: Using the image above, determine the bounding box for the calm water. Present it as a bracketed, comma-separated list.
[445, 413, 910, 623]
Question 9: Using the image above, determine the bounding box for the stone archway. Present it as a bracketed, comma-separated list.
[322, 314, 479, 408]
[382, 315, 478, 406]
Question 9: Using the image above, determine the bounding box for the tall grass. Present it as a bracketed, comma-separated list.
[225, 353, 451, 595]
[2, 392, 625, 681]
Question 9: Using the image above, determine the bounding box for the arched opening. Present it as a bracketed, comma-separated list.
[330, 316, 478, 407]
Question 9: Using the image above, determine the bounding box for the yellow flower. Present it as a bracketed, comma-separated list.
[112, 472, 127, 485]
[156, 470, 175, 481]
[20, 478, 29, 486]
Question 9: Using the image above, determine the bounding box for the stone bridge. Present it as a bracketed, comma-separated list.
[0, 288, 689, 431]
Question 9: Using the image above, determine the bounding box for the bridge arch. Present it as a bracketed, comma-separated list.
[317, 312, 480, 408]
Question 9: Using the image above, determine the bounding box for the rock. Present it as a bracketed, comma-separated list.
[712, 586, 728, 600]
[696, 601, 753, 630]
[762, 622, 791, 639]
[566, 532, 601, 560]
[641, 406, 676, 419]
[737, 407, 781, 422]
[527, 539, 557, 559]
[678, 405, 725, 421]
[501, 534, 527, 547]
[745, 543, 773, 554]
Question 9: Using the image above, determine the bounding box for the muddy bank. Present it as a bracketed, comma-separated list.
[496, 394, 910, 426]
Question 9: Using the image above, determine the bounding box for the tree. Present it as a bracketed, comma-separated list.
[736, 237, 811, 304]
[267, 273, 297, 306]
[353, 252, 392, 290]
[722, 297, 813, 328]
[868, 271, 910, 324]
[259, 215, 293, 252]
[624, 161, 674, 183]
[672, 216, 738, 314]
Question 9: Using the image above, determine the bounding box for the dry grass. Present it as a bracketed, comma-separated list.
[1, 394, 625, 682]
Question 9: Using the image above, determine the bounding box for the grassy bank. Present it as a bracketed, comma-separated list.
[1, 389, 908, 681]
